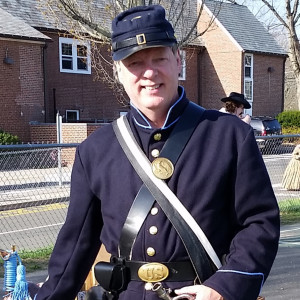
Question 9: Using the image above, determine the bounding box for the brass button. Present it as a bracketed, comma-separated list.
[151, 149, 160, 158]
[146, 247, 156, 257]
[153, 133, 162, 141]
[149, 226, 158, 235]
[151, 207, 158, 215]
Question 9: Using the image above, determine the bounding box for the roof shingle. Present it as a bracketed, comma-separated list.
[204, 0, 286, 55]
[0, 7, 51, 40]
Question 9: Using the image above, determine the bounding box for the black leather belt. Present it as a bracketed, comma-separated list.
[125, 261, 196, 282]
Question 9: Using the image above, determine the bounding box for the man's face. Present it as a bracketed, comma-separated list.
[235, 105, 245, 119]
[117, 46, 182, 117]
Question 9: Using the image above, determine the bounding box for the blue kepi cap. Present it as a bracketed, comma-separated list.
[111, 5, 177, 61]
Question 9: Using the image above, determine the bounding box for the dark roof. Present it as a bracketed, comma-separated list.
[0, 0, 203, 46]
[0, 7, 51, 41]
[0, 0, 55, 29]
[204, 0, 286, 55]
[0, 0, 110, 32]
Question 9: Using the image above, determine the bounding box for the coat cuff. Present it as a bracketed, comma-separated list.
[204, 269, 264, 300]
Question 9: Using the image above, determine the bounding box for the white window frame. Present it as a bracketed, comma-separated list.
[59, 37, 91, 74]
[178, 50, 186, 81]
[244, 53, 253, 115]
[66, 110, 79, 122]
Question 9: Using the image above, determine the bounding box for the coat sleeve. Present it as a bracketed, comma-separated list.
[35, 147, 103, 300]
[204, 128, 280, 300]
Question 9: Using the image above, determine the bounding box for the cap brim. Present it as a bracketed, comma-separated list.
[112, 41, 176, 61]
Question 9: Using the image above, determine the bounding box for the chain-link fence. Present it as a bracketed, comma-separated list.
[0, 136, 300, 253]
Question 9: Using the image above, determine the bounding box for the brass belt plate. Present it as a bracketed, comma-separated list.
[151, 157, 174, 180]
[138, 262, 169, 282]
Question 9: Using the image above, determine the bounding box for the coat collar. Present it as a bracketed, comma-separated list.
[130, 86, 188, 130]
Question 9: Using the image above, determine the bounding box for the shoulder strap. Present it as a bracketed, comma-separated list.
[113, 102, 221, 283]
[113, 102, 204, 260]
[116, 102, 204, 260]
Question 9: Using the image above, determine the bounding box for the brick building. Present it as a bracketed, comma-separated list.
[0, 0, 286, 143]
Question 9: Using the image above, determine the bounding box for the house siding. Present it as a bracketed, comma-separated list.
[251, 53, 285, 117]
[0, 39, 45, 142]
[198, 9, 243, 110]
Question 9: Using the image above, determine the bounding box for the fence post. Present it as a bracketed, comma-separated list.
[56, 113, 63, 187]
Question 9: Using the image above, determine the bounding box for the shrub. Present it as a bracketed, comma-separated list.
[0, 130, 20, 145]
[277, 111, 300, 129]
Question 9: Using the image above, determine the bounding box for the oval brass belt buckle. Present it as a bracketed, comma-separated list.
[138, 262, 169, 282]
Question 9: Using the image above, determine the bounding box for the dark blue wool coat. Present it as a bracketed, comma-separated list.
[36, 88, 280, 300]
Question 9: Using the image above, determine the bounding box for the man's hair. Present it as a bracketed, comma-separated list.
[225, 100, 243, 113]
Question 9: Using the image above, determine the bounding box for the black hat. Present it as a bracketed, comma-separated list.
[111, 5, 177, 61]
[221, 92, 251, 109]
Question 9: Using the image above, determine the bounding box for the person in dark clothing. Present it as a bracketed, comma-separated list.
[219, 92, 252, 124]
[35, 5, 279, 300]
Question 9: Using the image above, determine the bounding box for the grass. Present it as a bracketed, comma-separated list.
[0, 246, 52, 278]
[279, 198, 300, 225]
[0, 200, 299, 278]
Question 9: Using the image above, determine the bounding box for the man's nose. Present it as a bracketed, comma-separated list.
[142, 62, 158, 78]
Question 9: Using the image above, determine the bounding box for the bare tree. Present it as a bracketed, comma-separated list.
[41, 0, 219, 102]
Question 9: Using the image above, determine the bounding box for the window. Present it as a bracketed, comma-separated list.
[66, 110, 79, 122]
[178, 50, 186, 81]
[244, 54, 252, 78]
[59, 37, 91, 74]
[244, 53, 253, 115]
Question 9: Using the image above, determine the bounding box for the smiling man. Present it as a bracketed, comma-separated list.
[35, 5, 280, 300]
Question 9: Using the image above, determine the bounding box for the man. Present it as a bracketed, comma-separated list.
[219, 92, 252, 124]
[35, 5, 280, 300]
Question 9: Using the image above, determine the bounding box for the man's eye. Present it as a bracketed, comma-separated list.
[128, 61, 140, 67]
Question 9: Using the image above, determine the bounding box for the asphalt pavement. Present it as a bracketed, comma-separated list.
[1, 223, 299, 299]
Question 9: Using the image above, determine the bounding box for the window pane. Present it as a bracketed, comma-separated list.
[77, 45, 87, 57]
[77, 57, 87, 70]
[62, 56, 73, 70]
[62, 43, 72, 55]
[245, 81, 252, 101]
[66, 111, 79, 122]
[245, 66, 251, 78]
[245, 55, 252, 66]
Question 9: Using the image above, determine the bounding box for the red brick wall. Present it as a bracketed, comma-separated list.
[42, 33, 128, 124]
[198, 10, 243, 110]
[179, 47, 202, 105]
[198, 8, 285, 116]
[0, 40, 45, 142]
[251, 54, 285, 117]
[30, 123, 105, 143]
[30, 123, 106, 165]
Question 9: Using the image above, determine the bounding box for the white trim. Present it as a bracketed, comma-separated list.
[66, 109, 79, 122]
[178, 50, 186, 81]
[244, 53, 253, 115]
[0, 37, 47, 45]
[59, 37, 91, 74]
[117, 116, 222, 269]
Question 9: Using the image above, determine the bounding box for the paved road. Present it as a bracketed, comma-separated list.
[261, 223, 300, 299]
